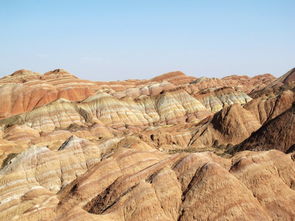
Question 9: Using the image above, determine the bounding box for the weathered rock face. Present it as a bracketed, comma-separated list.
[245, 89, 295, 124]
[187, 103, 262, 149]
[266, 67, 295, 86]
[194, 87, 252, 112]
[187, 73, 275, 94]
[233, 103, 295, 153]
[187, 77, 295, 150]
[222, 73, 276, 93]
[282, 68, 295, 83]
[0, 138, 294, 221]
[0, 68, 295, 221]
[0, 69, 275, 119]
[151, 71, 197, 85]
[0, 69, 98, 119]
[0, 88, 211, 133]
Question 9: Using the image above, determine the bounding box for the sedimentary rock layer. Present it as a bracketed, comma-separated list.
[0, 68, 294, 221]
[233, 103, 295, 153]
[0, 138, 294, 221]
[0, 69, 275, 119]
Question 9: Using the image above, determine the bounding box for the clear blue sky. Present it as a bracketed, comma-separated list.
[1, 0, 294, 80]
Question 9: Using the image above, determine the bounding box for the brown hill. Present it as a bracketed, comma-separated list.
[250, 67, 295, 99]
[270, 67, 295, 85]
[0, 69, 275, 119]
[232, 102, 295, 153]
[0, 138, 294, 221]
[1, 68, 295, 221]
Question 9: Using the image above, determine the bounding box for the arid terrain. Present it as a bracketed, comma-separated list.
[0, 68, 294, 221]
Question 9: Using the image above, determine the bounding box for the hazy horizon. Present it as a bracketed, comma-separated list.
[1, 0, 294, 81]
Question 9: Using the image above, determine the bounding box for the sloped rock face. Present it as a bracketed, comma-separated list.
[151, 71, 197, 85]
[245, 89, 295, 124]
[266, 67, 295, 86]
[187, 75, 295, 150]
[0, 68, 295, 221]
[0, 69, 98, 119]
[233, 103, 295, 153]
[195, 87, 252, 112]
[283, 68, 295, 83]
[0, 69, 274, 119]
[187, 103, 262, 149]
[187, 73, 275, 94]
[0, 88, 211, 133]
[222, 74, 276, 93]
[0, 139, 294, 221]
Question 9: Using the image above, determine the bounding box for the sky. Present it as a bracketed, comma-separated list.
[0, 0, 294, 81]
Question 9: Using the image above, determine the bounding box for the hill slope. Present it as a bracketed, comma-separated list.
[0, 68, 294, 221]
